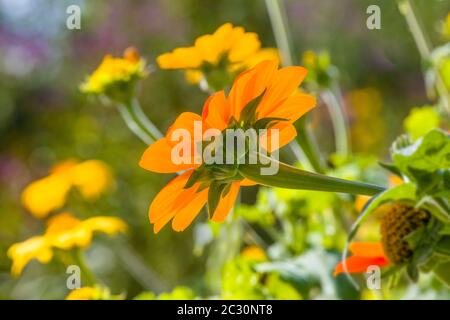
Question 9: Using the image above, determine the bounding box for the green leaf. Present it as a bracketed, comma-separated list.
[238, 153, 385, 196]
[434, 236, 450, 257]
[392, 129, 450, 177]
[378, 161, 402, 177]
[433, 261, 450, 288]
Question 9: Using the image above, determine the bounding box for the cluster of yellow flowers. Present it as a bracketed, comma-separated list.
[80, 47, 147, 102]
[8, 212, 127, 277]
[157, 23, 279, 87]
[82, 24, 279, 97]
[9, 159, 127, 279]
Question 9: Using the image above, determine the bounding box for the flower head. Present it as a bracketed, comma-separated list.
[7, 212, 127, 276]
[301, 50, 336, 88]
[80, 47, 147, 102]
[157, 23, 279, 90]
[21, 160, 113, 218]
[334, 204, 431, 277]
[140, 60, 316, 233]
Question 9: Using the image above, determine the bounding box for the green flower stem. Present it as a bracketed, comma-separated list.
[73, 249, 97, 287]
[129, 98, 163, 141]
[264, 0, 294, 66]
[117, 102, 154, 145]
[265, 0, 325, 173]
[321, 88, 350, 156]
[398, 0, 450, 115]
[295, 117, 327, 173]
[239, 154, 385, 196]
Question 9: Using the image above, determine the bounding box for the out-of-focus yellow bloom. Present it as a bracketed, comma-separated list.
[157, 23, 279, 88]
[21, 160, 113, 218]
[240, 246, 267, 262]
[348, 88, 385, 154]
[45, 212, 127, 250]
[388, 174, 403, 187]
[7, 236, 53, 277]
[301, 50, 335, 88]
[65, 286, 120, 300]
[66, 287, 99, 300]
[7, 212, 127, 277]
[80, 47, 147, 99]
[355, 195, 371, 212]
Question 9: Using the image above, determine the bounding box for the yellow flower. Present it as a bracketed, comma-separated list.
[46, 212, 127, 250]
[65, 287, 100, 300]
[65, 286, 120, 300]
[7, 212, 127, 276]
[240, 246, 267, 262]
[7, 236, 53, 277]
[80, 47, 147, 98]
[348, 88, 385, 153]
[21, 160, 113, 218]
[157, 23, 279, 88]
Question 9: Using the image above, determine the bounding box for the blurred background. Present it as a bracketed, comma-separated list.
[0, 0, 449, 299]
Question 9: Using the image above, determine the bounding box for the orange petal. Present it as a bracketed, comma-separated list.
[240, 178, 257, 186]
[149, 172, 190, 221]
[258, 93, 316, 123]
[211, 182, 240, 222]
[257, 66, 308, 117]
[349, 242, 386, 258]
[171, 188, 208, 232]
[333, 256, 389, 276]
[228, 60, 277, 119]
[260, 123, 297, 152]
[202, 91, 229, 130]
[166, 112, 203, 141]
[139, 138, 197, 173]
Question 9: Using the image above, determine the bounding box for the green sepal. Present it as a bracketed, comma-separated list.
[253, 117, 288, 130]
[239, 90, 265, 124]
[207, 181, 230, 218]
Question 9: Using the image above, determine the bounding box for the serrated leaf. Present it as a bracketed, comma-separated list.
[392, 129, 450, 176]
[378, 161, 402, 177]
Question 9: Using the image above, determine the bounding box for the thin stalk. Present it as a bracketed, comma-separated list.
[399, 0, 450, 114]
[116, 103, 153, 145]
[265, 0, 325, 172]
[73, 249, 97, 287]
[321, 88, 350, 156]
[264, 0, 294, 66]
[130, 98, 163, 141]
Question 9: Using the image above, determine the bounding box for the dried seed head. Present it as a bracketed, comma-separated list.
[380, 203, 430, 265]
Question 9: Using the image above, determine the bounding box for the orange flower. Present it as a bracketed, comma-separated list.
[140, 60, 316, 233]
[333, 242, 389, 276]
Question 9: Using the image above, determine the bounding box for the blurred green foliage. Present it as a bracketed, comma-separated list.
[0, 0, 449, 300]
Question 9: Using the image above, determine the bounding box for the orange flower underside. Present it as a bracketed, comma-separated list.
[140, 60, 316, 233]
[333, 242, 389, 276]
